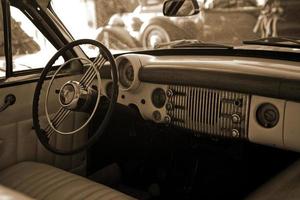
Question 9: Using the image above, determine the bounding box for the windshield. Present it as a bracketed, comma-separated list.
[51, 0, 300, 53]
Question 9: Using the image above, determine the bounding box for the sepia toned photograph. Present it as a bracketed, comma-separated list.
[0, 0, 300, 199]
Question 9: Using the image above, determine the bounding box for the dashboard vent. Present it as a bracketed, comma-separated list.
[167, 85, 250, 139]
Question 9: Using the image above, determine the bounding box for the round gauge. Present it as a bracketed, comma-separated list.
[151, 88, 166, 108]
[256, 103, 279, 128]
[119, 59, 134, 89]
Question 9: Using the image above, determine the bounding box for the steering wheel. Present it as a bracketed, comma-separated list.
[32, 39, 118, 155]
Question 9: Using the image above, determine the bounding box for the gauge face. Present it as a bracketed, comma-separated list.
[151, 88, 166, 108]
[256, 103, 279, 128]
[119, 60, 134, 89]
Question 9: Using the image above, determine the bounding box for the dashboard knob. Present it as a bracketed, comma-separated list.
[232, 129, 240, 137]
[256, 103, 279, 128]
[153, 111, 162, 121]
[166, 102, 173, 111]
[166, 89, 174, 98]
[164, 115, 172, 124]
[231, 114, 241, 123]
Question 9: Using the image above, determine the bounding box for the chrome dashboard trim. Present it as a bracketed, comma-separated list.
[167, 85, 250, 139]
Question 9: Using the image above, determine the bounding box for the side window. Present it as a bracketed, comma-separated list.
[0, 5, 5, 78]
[10, 6, 56, 73]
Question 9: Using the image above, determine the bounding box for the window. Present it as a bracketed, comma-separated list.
[0, 5, 57, 78]
[0, 4, 5, 78]
[10, 7, 57, 74]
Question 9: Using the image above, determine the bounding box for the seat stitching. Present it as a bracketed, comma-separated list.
[105, 190, 132, 200]
[10, 167, 55, 188]
[62, 183, 96, 200]
[42, 178, 84, 200]
[72, 185, 107, 200]
[0, 163, 31, 183]
[16, 168, 58, 192]
[108, 193, 131, 200]
[88, 189, 114, 200]
[29, 171, 71, 197]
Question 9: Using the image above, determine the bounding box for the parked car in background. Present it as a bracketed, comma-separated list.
[96, 0, 203, 49]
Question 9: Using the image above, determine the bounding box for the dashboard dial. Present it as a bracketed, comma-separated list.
[151, 88, 166, 108]
[256, 103, 279, 128]
[119, 59, 134, 89]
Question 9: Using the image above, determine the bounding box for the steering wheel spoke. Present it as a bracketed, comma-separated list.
[45, 107, 71, 137]
[80, 55, 107, 87]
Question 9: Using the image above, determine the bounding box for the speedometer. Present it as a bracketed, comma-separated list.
[116, 55, 141, 91]
[119, 59, 134, 89]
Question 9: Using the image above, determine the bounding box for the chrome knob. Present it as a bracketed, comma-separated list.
[166, 102, 173, 111]
[232, 129, 240, 137]
[164, 115, 172, 124]
[166, 89, 174, 98]
[232, 114, 241, 123]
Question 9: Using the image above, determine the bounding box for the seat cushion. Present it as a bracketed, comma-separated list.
[0, 162, 135, 200]
[246, 159, 300, 200]
[0, 185, 33, 200]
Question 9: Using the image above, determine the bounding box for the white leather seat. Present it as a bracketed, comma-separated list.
[0, 185, 33, 200]
[246, 159, 300, 200]
[0, 162, 135, 200]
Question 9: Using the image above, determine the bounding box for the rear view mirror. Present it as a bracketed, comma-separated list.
[163, 0, 200, 17]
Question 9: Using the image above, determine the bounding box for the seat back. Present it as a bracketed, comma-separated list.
[0, 76, 88, 174]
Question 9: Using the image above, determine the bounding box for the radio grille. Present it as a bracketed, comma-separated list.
[167, 85, 250, 138]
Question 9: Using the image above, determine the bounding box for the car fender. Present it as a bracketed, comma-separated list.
[96, 26, 141, 49]
[138, 16, 194, 42]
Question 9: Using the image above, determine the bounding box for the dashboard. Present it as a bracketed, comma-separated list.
[100, 53, 300, 153]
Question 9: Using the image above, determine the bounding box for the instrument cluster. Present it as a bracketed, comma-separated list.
[99, 53, 300, 153]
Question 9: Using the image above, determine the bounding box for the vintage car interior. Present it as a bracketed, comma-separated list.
[1, 0, 300, 199]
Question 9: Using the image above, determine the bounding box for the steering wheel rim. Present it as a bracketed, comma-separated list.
[32, 39, 118, 155]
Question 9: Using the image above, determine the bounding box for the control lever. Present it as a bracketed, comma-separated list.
[0, 94, 16, 112]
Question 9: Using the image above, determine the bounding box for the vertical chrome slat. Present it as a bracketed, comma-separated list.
[207, 90, 211, 134]
[193, 88, 198, 131]
[177, 86, 180, 127]
[182, 87, 188, 128]
[187, 86, 192, 130]
[196, 88, 200, 132]
[203, 89, 206, 133]
[174, 85, 178, 126]
[223, 90, 228, 137]
[205, 89, 209, 134]
[220, 90, 224, 136]
[199, 88, 203, 133]
[201, 89, 205, 133]
[179, 86, 183, 127]
[193, 88, 197, 132]
[216, 92, 220, 136]
[212, 91, 216, 134]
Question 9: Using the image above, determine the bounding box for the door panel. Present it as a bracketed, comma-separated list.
[0, 76, 88, 174]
